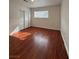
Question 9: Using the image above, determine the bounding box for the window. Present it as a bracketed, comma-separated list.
[34, 11, 48, 18]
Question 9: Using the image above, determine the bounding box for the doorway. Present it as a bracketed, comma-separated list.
[19, 10, 29, 30]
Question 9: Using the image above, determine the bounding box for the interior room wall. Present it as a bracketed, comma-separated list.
[9, 0, 31, 34]
[61, 0, 69, 54]
[31, 5, 60, 30]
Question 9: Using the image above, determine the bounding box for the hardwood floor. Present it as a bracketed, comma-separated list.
[9, 27, 68, 59]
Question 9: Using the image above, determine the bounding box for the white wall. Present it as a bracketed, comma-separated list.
[31, 6, 60, 30]
[61, 0, 69, 54]
[9, 0, 31, 34]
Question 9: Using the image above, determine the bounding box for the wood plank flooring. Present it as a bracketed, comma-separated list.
[9, 27, 68, 59]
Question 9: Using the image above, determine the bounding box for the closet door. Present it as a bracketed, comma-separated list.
[19, 9, 30, 31]
[19, 10, 25, 30]
[25, 10, 29, 28]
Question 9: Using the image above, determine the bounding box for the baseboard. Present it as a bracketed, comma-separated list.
[10, 26, 20, 35]
[61, 31, 69, 56]
[31, 26, 60, 31]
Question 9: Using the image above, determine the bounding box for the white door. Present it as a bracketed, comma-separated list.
[19, 10, 25, 30]
[25, 10, 29, 28]
[19, 9, 30, 30]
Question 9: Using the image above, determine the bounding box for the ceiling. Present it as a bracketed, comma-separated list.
[14, 0, 62, 8]
[25, 0, 62, 8]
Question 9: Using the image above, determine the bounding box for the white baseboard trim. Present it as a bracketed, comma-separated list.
[31, 26, 60, 31]
[61, 31, 69, 56]
[10, 26, 20, 35]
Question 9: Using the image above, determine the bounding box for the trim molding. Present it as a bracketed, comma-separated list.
[10, 26, 20, 35]
[61, 31, 69, 56]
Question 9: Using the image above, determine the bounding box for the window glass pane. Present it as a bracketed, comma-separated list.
[34, 11, 48, 18]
